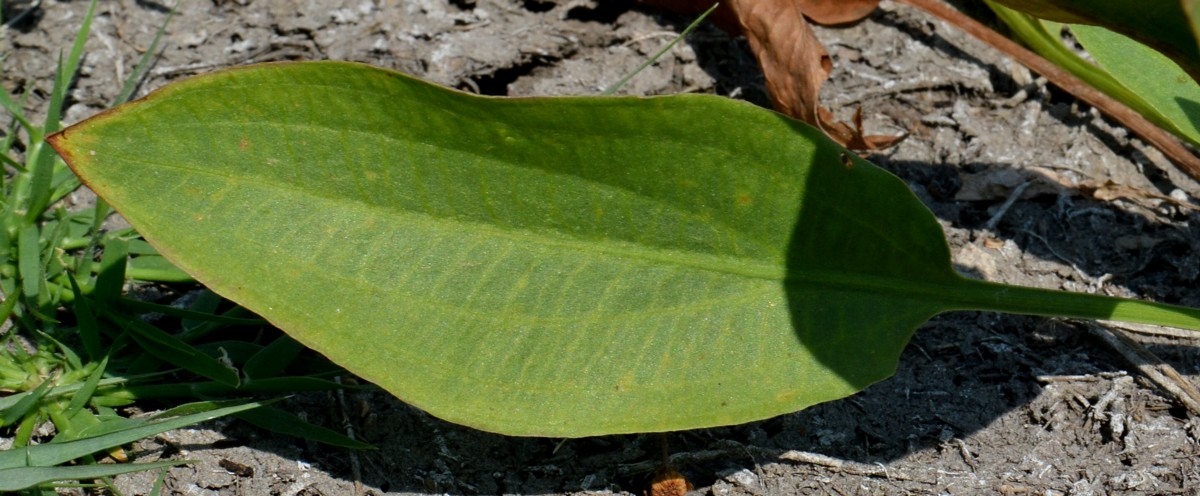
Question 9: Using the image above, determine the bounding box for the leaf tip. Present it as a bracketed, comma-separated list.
[45, 127, 94, 171]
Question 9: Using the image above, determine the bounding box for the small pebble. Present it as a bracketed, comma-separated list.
[722, 468, 759, 490]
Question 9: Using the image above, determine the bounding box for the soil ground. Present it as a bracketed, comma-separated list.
[4, 0, 1200, 494]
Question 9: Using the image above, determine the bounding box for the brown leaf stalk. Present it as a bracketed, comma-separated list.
[898, 0, 1200, 182]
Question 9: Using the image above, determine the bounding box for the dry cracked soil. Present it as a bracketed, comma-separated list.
[3, 0, 1200, 495]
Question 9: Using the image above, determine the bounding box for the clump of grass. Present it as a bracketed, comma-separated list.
[0, 2, 368, 493]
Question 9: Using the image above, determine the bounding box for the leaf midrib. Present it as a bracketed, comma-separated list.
[98, 155, 964, 312]
[100, 150, 788, 281]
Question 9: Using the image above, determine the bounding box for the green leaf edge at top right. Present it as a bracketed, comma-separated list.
[47, 61, 1200, 438]
[1070, 24, 1200, 149]
[987, 0, 1200, 83]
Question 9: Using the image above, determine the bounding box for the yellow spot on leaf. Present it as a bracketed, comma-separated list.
[615, 371, 636, 392]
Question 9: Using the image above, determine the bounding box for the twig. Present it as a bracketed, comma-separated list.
[1036, 371, 1128, 383]
[984, 180, 1031, 230]
[1100, 320, 1200, 340]
[952, 439, 978, 471]
[1085, 322, 1200, 416]
[774, 449, 917, 481]
[618, 449, 730, 476]
[618, 441, 929, 483]
[1020, 228, 1100, 287]
[896, 0, 1200, 183]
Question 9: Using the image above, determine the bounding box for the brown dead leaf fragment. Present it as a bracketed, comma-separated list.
[640, 0, 880, 29]
[1081, 180, 1200, 212]
[819, 106, 909, 151]
[799, 0, 881, 25]
[732, 0, 832, 123]
[642, 0, 904, 150]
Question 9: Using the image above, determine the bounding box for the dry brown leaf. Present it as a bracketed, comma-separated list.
[1081, 180, 1200, 212]
[641, 0, 880, 28]
[800, 0, 880, 25]
[818, 106, 909, 151]
[731, 0, 832, 123]
[954, 166, 1063, 202]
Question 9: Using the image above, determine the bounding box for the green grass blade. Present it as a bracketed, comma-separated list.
[22, 134, 57, 224]
[47, 166, 83, 206]
[126, 255, 195, 282]
[68, 275, 103, 360]
[102, 376, 358, 401]
[48, 408, 105, 443]
[35, 328, 82, 370]
[116, 298, 264, 326]
[0, 285, 21, 324]
[114, 5, 175, 105]
[0, 86, 35, 132]
[235, 406, 374, 449]
[64, 355, 108, 418]
[0, 377, 53, 427]
[146, 399, 248, 419]
[0, 400, 265, 469]
[16, 223, 43, 301]
[0, 148, 26, 172]
[92, 236, 128, 301]
[126, 239, 162, 255]
[44, 0, 98, 135]
[12, 411, 40, 448]
[0, 147, 25, 172]
[602, 3, 717, 95]
[0, 460, 186, 492]
[0, 376, 144, 412]
[242, 335, 303, 380]
[149, 465, 168, 496]
[64, 414, 138, 441]
[108, 313, 241, 387]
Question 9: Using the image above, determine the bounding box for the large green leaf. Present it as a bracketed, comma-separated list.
[989, 0, 1200, 83]
[48, 61, 1200, 437]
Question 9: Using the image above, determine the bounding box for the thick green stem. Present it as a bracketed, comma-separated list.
[945, 276, 1200, 331]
